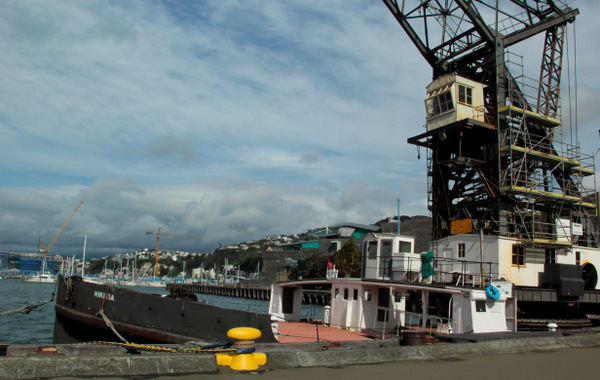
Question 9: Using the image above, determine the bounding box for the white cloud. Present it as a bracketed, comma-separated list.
[1, 1, 599, 257]
[0, 177, 418, 257]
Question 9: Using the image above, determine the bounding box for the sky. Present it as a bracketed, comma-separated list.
[1, 1, 600, 258]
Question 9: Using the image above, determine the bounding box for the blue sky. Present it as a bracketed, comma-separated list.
[1, 1, 599, 258]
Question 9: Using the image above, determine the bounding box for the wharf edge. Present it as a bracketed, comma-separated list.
[2, 330, 600, 379]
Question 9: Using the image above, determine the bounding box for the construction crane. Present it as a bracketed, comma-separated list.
[38, 201, 84, 255]
[146, 227, 202, 277]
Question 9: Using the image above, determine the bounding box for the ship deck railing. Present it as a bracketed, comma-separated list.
[370, 306, 453, 339]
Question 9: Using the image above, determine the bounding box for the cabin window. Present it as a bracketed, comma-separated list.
[475, 301, 486, 312]
[381, 240, 392, 257]
[366, 241, 378, 260]
[353, 289, 358, 301]
[335, 288, 340, 299]
[576, 251, 581, 266]
[545, 249, 556, 264]
[399, 241, 412, 253]
[512, 245, 525, 266]
[426, 91, 454, 117]
[344, 289, 349, 300]
[458, 243, 466, 258]
[364, 290, 372, 302]
[458, 84, 473, 105]
[394, 292, 404, 303]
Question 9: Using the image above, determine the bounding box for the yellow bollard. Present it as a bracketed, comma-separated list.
[215, 327, 267, 371]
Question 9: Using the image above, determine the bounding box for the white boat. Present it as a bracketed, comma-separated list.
[269, 233, 515, 341]
[24, 273, 57, 284]
[82, 277, 106, 285]
[25, 254, 57, 284]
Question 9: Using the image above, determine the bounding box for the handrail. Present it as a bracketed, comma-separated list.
[370, 306, 453, 337]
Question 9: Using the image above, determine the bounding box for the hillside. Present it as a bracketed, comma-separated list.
[85, 215, 432, 277]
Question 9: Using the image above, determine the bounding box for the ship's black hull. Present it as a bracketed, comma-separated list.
[53, 276, 277, 344]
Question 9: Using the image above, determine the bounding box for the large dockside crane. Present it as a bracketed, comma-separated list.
[146, 227, 202, 277]
[381, 0, 596, 251]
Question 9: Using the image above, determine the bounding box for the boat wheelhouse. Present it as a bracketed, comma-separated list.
[270, 233, 516, 340]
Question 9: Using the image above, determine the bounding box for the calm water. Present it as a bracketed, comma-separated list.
[0, 279, 57, 344]
[0, 279, 322, 345]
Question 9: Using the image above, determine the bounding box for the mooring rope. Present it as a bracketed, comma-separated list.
[98, 310, 130, 343]
[96, 285, 131, 344]
[0, 292, 56, 317]
[78, 341, 236, 354]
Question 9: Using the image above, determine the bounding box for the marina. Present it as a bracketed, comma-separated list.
[50, 232, 520, 348]
[3, 253, 600, 378]
[2, 0, 600, 378]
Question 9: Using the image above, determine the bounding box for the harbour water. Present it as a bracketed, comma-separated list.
[0, 278, 322, 345]
[0, 280, 57, 344]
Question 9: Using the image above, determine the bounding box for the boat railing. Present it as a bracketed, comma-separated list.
[432, 257, 498, 288]
[367, 255, 499, 288]
[370, 306, 453, 339]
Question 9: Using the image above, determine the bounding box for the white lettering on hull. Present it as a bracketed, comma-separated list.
[93, 290, 114, 301]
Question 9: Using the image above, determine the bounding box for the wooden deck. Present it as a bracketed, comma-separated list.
[275, 322, 375, 343]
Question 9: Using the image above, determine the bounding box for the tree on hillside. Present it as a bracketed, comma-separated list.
[332, 237, 361, 277]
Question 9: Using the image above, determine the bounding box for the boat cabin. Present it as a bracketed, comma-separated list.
[362, 233, 421, 282]
[270, 278, 515, 338]
[269, 233, 516, 340]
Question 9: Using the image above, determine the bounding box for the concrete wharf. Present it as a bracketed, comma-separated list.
[2, 329, 600, 378]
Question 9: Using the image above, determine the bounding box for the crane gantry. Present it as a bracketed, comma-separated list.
[382, 0, 595, 248]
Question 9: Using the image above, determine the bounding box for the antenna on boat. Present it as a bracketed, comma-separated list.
[81, 235, 87, 278]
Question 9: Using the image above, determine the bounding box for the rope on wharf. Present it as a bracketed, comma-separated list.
[78, 341, 236, 354]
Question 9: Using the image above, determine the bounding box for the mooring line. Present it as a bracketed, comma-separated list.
[0, 292, 56, 317]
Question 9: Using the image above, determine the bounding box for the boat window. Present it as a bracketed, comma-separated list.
[576, 251, 581, 266]
[399, 241, 412, 253]
[394, 292, 403, 303]
[335, 288, 340, 299]
[344, 289, 349, 300]
[545, 249, 556, 264]
[475, 301, 486, 312]
[366, 241, 378, 260]
[353, 289, 358, 300]
[381, 240, 392, 257]
[364, 289, 372, 302]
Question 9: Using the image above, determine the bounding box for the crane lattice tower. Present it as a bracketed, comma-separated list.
[383, 0, 597, 249]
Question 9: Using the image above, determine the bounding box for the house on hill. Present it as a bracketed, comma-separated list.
[256, 222, 381, 285]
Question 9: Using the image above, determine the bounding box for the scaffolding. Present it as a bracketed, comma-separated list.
[497, 52, 598, 247]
